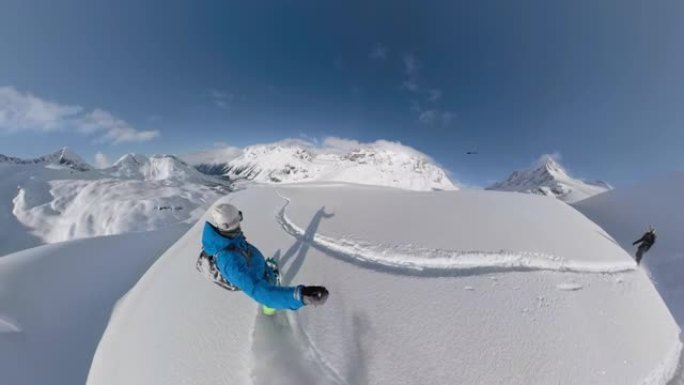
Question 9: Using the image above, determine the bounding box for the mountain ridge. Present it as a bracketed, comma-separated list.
[0, 147, 92, 171]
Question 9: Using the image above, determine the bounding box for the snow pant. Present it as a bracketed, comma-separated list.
[636, 244, 652, 265]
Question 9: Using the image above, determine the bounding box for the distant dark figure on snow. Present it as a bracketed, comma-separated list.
[632, 226, 656, 265]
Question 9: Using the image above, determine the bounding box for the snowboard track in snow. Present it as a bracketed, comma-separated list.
[275, 192, 635, 277]
[250, 306, 350, 385]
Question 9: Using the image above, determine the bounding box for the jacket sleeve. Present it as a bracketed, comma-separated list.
[216, 250, 304, 310]
[633, 235, 645, 245]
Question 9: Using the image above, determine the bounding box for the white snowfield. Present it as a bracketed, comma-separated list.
[0, 226, 188, 385]
[88, 184, 681, 385]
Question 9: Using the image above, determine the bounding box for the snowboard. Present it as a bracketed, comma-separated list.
[262, 257, 281, 316]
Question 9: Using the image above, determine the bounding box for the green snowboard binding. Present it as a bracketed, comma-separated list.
[262, 257, 281, 316]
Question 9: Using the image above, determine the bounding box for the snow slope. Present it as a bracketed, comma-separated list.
[204, 140, 456, 191]
[89, 184, 680, 385]
[0, 150, 228, 256]
[488, 156, 611, 203]
[574, 173, 684, 328]
[0, 226, 187, 385]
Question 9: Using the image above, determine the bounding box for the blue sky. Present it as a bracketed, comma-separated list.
[0, 0, 682, 186]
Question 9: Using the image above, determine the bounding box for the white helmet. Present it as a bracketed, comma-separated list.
[211, 203, 243, 232]
[648, 225, 656, 234]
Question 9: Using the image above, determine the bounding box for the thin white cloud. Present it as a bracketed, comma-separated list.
[370, 44, 388, 60]
[535, 152, 562, 167]
[400, 65, 451, 123]
[180, 144, 244, 165]
[94, 152, 111, 168]
[80, 109, 160, 144]
[428, 89, 442, 102]
[298, 132, 320, 146]
[400, 55, 425, 96]
[0, 86, 159, 144]
[418, 109, 455, 126]
[321, 136, 362, 153]
[402, 79, 419, 92]
[441, 111, 456, 125]
[403, 54, 419, 75]
[0, 86, 82, 133]
[418, 110, 438, 124]
[398, 57, 448, 127]
[210, 90, 235, 110]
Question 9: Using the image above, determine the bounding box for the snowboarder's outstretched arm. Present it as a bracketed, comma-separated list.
[215, 250, 304, 310]
[633, 235, 646, 245]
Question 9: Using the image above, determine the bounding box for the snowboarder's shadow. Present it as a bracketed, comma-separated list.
[274, 206, 334, 285]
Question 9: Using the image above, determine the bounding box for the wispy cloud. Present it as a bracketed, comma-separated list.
[210, 90, 235, 110]
[396, 56, 453, 124]
[298, 131, 320, 146]
[80, 109, 159, 143]
[428, 89, 442, 102]
[400, 54, 423, 95]
[402, 79, 419, 92]
[535, 152, 562, 167]
[418, 110, 438, 124]
[0, 86, 159, 143]
[369, 44, 388, 60]
[418, 109, 455, 126]
[93, 151, 111, 168]
[0, 86, 82, 132]
[403, 54, 419, 75]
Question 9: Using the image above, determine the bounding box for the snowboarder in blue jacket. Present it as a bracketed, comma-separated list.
[201, 203, 328, 310]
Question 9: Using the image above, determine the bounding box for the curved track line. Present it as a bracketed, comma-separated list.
[286, 312, 351, 385]
[275, 191, 635, 275]
[250, 310, 349, 385]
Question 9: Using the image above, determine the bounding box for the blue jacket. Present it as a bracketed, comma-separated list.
[201, 222, 304, 310]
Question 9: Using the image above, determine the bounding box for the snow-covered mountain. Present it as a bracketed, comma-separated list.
[86, 184, 681, 385]
[194, 162, 231, 177]
[195, 141, 456, 191]
[487, 156, 611, 203]
[107, 153, 226, 185]
[0, 147, 92, 171]
[0, 149, 229, 255]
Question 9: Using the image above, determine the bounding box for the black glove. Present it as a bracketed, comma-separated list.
[300, 286, 329, 306]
